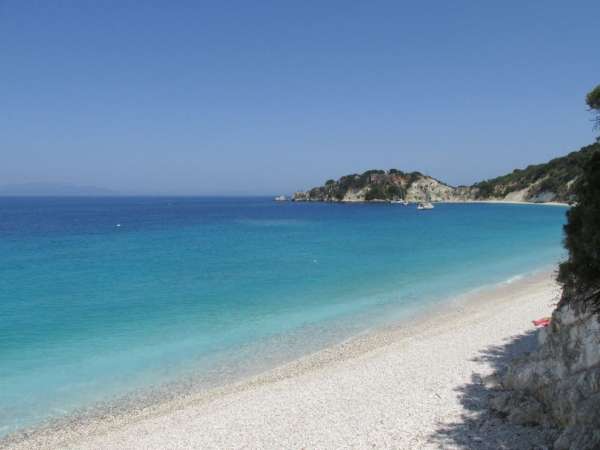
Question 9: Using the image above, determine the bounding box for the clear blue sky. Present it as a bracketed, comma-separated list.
[2, 1, 599, 195]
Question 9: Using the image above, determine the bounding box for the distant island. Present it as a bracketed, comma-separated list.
[0, 182, 117, 196]
[293, 142, 599, 204]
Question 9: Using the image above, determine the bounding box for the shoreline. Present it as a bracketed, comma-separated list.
[2, 269, 562, 449]
[440, 199, 570, 207]
[292, 199, 571, 207]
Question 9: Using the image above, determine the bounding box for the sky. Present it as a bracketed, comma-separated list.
[2, 1, 599, 195]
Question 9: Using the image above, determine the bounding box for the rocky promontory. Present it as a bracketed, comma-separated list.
[292, 142, 599, 204]
[486, 148, 600, 449]
[489, 286, 600, 450]
[292, 169, 473, 203]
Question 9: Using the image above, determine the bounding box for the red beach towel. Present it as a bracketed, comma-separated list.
[532, 317, 551, 327]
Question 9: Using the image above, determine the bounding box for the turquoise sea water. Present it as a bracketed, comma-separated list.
[0, 197, 567, 435]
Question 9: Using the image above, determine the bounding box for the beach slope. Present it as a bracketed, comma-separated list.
[6, 273, 560, 450]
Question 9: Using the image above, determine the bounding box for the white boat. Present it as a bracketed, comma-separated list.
[391, 199, 410, 205]
[417, 202, 434, 210]
[274, 195, 287, 201]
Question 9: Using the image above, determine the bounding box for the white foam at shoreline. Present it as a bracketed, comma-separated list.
[2, 269, 561, 449]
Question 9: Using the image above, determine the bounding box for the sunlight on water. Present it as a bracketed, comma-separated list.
[0, 197, 567, 434]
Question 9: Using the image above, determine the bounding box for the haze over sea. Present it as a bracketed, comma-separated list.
[0, 197, 566, 436]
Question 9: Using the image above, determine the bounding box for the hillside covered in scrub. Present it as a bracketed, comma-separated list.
[292, 169, 467, 203]
[472, 142, 599, 203]
[293, 142, 599, 204]
[488, 85, 600, 449]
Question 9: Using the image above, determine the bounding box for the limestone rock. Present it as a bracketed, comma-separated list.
[490, 291, 600, 450]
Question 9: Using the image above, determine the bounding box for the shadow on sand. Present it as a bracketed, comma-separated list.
[428, 329, 557, 449]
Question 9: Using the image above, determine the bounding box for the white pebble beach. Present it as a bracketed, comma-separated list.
[3, 271, 560, 450]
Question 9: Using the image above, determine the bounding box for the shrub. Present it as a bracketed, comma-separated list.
[586, 84, 600, 129]
[385, 184, 404, 199]
[365, 185, 386, 200]
[557, 151, 600, 294]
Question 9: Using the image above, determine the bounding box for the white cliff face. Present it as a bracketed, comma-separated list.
[528, 190, 557, 203]
[503, 187, 530, 202]
[290, 168, 574, 204]
[291, 145, 596, 203]
[292, 174, 472, 202]
[342, 187, 369, 202]
[340, 177, 460, 202]
[491, 292, 600, 450]
[405, 177, 456, 202]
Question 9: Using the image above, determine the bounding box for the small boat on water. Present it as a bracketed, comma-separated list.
[274, 195, 287, 201]
[391, 199, 410, 205]
[417, 202, 434, 210]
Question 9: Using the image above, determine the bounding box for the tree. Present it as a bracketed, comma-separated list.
[586, 84, 600, 130]
[557, 151, 600, 293]
[558, 84, 600, 297]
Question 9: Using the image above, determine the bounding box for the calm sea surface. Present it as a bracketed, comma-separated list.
[0, 197, 567, 435]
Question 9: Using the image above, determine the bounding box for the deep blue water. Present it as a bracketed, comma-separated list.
[0, 197, 567, 435]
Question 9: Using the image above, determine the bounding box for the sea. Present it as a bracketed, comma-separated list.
[0, 197, 567, 436]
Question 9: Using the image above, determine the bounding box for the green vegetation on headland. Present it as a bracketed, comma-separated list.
[558, 84, 600, 298]
[294, 86, 600, 204]
[472, 142, 599, 202]
[485, 86, 600, 450]
[293, 141, 599, 203]
[294, 82, 600, 302]
[301, 169, 432, 202]
[586, 84, 600, 129]
[558, 150, 600, 295]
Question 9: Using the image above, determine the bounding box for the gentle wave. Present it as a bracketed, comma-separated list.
[0, 197, 567, 435]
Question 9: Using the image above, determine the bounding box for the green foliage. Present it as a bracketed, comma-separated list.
[558, 151, 600, 294]
[362, 169, 385, 176]
[385, 184, 405, 199]
[307, 168, 410, 201]
[586, 84, 600, 130]
[586, 84, 600, 110]
[474, 180, 495, 198]
[358, 170, 385, 186]
[538, 177, 560, 193]
[306, 142, 599, 203]
[364, 185, 386, 201]
[406, 171, 424, 185]
[337, 174, 364, 193]
[557, 84, 600, 298]
[472, 143, 599, 202]
[362, 183, 406, 201]
[388, 168, 405, 175]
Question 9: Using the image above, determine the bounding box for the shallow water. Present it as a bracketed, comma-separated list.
[0, 197, 567, 435]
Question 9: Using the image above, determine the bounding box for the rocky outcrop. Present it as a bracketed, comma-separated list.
[405, 177, 456, 202]
[291, 142, 599, 203]
[292, 170, 475, 203]
[490, 289, 600, 450]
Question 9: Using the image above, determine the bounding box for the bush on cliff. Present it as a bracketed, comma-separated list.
[586, 84, 600, 130]
[557, 151, 600, 293]
[365, 185, 386, 201]
[558, 85, 600, 296]
[472, 142, 599, 201]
